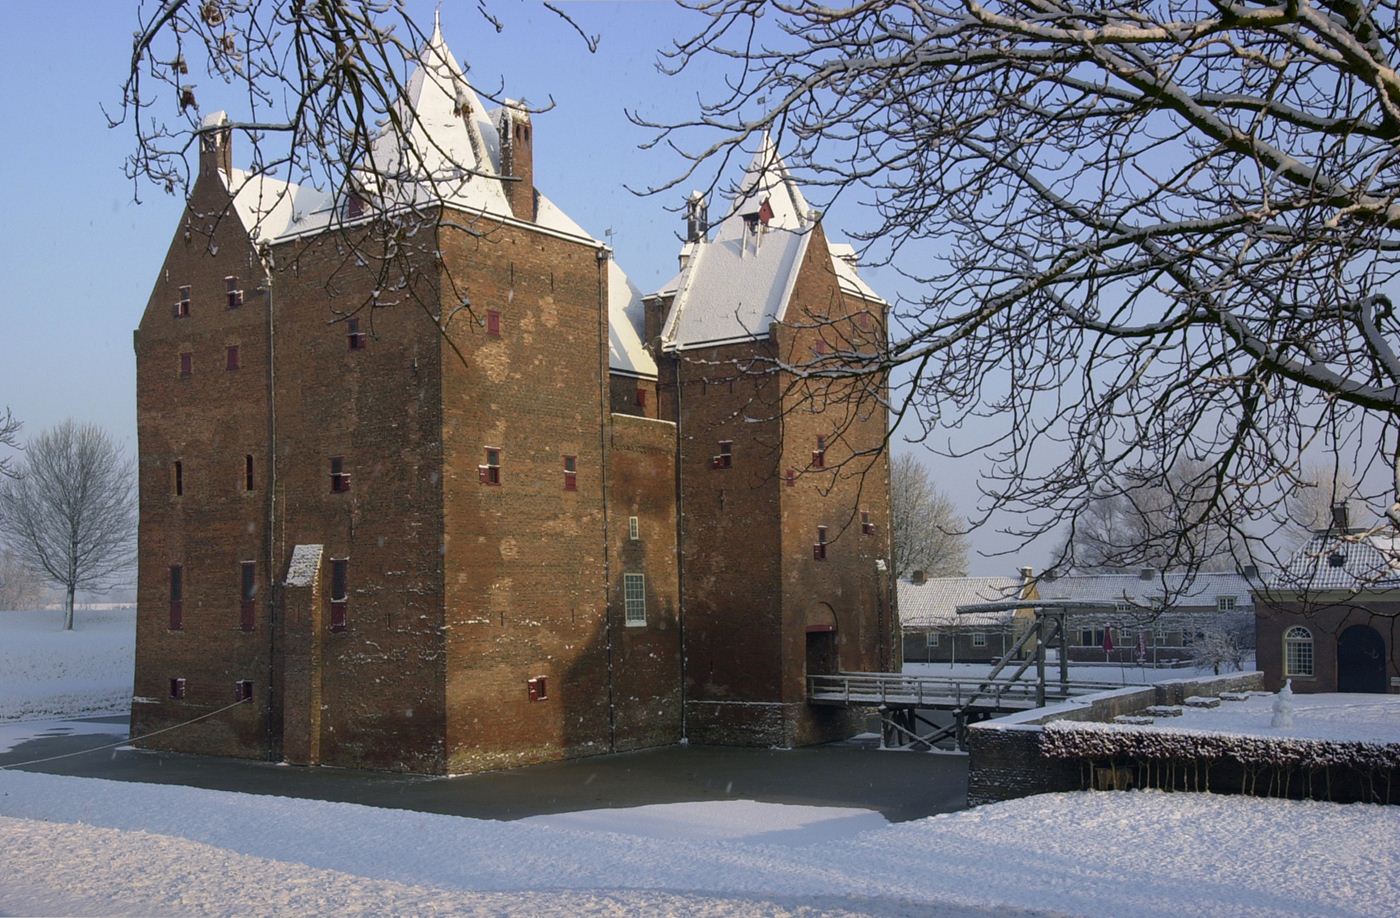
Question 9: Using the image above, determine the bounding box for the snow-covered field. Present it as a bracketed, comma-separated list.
[1105, 691, 1400, 745]
[1, 768, 1396, 917]
[0, 608, 134, 722]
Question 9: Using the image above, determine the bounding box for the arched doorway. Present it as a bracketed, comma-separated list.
[805, 603, 839, 678]
[1337, 625, 1387, 693]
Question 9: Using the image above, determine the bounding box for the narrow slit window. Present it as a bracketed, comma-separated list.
[226, 345, 240, 371]
[812, 435, 826, 469]
[179, 352, 192, 377]
[486, 309, 501, 338]
[635, 388, 647, 408]
[713, 440, 733, 470]
[329, 558, 348, 632]
[861, 510, 876, 535]
[170, 677, 187, 699]
[225, 276, 243, 309]
[234, 680, 254, 702]
[330, 457, 351, 493]
[174, 286, 191, 318]
[785, 468, 796, 487]
[527, 676, 548, 701]
[244, 454, 254, 491]
[169, 565, 183, 630]
[813, 525, 828, 561]
[347, 317, 367, 350]
[173, 460, 183, 497]
[628, 516, 639, 541]
[624, 573, 646, 625]
[480, 448, 501, 485]
[239, 561, 256, 632]
[563, 455, 577, 491]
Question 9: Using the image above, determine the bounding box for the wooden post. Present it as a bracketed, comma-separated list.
[1035, 614, 1046, 707]
[1058, 611, 1070, 697]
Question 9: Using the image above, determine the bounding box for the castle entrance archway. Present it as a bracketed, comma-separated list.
[805, 603, 838, 677]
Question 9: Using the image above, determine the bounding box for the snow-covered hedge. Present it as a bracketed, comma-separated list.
[1041, 721, 1400, 771]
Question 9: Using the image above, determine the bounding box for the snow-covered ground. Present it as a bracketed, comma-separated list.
[904, 659, 1252, 685]
[0, 608, 134, 722]
[0, 769, 1396, 917]
[1111, 692, 1400, 745]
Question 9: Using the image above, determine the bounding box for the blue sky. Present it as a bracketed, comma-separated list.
[0, 1, 1035, 574]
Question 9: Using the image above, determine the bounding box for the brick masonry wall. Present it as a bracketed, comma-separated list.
[267, 219, 449, 773]
[607, 413, 683, 751]
[610, 374, 657, 419]
[775, 225, 895, 744]
[1255, 596, 1400, 692]
[436, 209, 613, 773]
[663, 340, 786, 745]
[131, 168, 276, 759]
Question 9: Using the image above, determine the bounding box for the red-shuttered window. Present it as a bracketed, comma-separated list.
[225, 276, 243, 309]
[813, 526, 828, 561]
[330, 457, 350, 493]
[174, 286, 191, 318]
[563, 455, 577, 491]
[347, 317, 367, 350]
[480, 448, 501, 485]
[486, 309, 501, 337]
[329, 558, 348, 632]
[226, 345, 240, 371]
[179, 352, 192, 377]
[812, 435, 826, 468]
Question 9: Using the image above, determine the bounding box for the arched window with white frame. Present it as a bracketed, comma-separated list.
[1284, 626, 1314, 677]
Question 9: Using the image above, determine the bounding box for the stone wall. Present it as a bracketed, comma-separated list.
[966, 671, 1264, 805]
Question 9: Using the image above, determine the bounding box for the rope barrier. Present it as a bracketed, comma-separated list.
[0, 698, 252, 771]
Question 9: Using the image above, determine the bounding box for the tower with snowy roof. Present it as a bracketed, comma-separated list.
[642, 135, 897, 747]
[130, 19, 678, 774]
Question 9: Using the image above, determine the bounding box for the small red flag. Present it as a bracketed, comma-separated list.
[1102, 628, 1115, 653]
[758, 197, 774, 226]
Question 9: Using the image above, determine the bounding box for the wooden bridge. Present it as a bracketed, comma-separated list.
[809, 597, 1150, 750]
[808, 671, 1128, 749]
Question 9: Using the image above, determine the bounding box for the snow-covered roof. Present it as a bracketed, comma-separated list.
[1267, 531, 1400, 593]
[899, 576, 1028, 629]
[607, 259, 656, 379]
[656, 134, 882, 351]
[220, 20, 596, 247]
[1036, 571, 1257, 611]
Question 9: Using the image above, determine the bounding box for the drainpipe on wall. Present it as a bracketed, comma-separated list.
[262, 249, 279, 762]
[596, 246, 616, 752]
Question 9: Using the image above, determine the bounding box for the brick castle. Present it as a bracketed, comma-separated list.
[131, 23, 894, 773]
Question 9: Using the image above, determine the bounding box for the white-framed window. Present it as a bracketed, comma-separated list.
[1217, 595, 1237, 613]
[926, 631, 939, 648]
[972, 632, 987, 647]
[1115, 600, 1131, 613]
[1284, 626, 1314, 676]
[628, 516, 639, 541]
[624, 573, 646, 626]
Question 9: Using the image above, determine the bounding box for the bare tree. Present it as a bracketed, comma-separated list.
[1061, 462, 1237, 573]
[891, 454, 968, 577]
[0, 549, 45, 612]
[1284, 463, 1360, 546]
[1189, 620, 1252, 676]
[0, 406, 20, 479]
[0, 422, 136, 630]
[640, 0, 1400, 585]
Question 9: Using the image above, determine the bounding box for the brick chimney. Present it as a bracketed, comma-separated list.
[1331, 500, 1350, 532]
[911, 570, 927, 585]
[199, 111, 232, 179]
[685, 191, 709, 243]
[498, 101, 535, 222]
